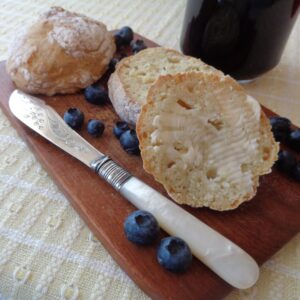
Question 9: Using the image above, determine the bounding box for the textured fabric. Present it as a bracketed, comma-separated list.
[0, 0, 299, 299]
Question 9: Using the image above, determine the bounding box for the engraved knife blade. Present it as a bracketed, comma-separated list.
[9, 90, 102, 166]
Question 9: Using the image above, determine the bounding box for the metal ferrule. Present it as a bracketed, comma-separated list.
[90, 156, 132, 191]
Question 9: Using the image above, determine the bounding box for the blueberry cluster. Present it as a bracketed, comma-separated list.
[62, 27, 148, 151]
[114, 26, 147, 53]
[63, 85, 109, 137]
[113, 121, 140, 155]
[124, 210, 192, 273]
[63, 107, 106, 137]
[109, 26, 147, 72]
[270, 116, 300, 181]
[63, 85, 141, 154]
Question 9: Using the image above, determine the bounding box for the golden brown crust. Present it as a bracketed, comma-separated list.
[6, 7, 115, 96]
[259, 111, 280, 168]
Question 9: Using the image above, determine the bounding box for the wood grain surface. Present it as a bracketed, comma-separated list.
[0, 34, 299, 300]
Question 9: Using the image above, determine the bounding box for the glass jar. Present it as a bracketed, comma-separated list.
[181, 0, 300, 80]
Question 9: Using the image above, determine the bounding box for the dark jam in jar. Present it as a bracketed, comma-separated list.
[181, 0, 300, 80]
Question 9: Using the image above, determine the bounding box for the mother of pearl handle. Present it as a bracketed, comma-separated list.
[120, 177, 259, 289]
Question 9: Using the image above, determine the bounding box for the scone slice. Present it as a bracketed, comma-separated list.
[108, 47, 221, 124]
[137, 72, 278, 211]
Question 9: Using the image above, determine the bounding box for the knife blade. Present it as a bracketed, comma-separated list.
[9, 89, 259, 289]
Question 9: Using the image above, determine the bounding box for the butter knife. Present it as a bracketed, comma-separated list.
[9, 89, 259, 289]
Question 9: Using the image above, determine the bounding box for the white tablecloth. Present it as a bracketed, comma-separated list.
[0, 1, 299, 299]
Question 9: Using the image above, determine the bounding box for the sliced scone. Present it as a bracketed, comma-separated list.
[137, 72, 278, 211]
[108, 47, 221, 124]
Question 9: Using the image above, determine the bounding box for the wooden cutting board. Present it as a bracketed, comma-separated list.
[0, 33, 299, 300]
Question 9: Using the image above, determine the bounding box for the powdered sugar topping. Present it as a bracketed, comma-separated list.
[44, 7, 106, 58]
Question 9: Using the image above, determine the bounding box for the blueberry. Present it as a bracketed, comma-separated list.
[113, 121, 130, 139]
[109, 58, 119, 72]
[63, 108, 84, 130]
[84, 86, 109, 105]
[292, 162, 300, 181]
[114, 34, 124, 50]
[270, 116, 291, 142]
[124, 210, 159, 245]
[114, 26, 134, 49]
[270, 116, 291, 131]
[119, 129, 140, 155]
[87, 119, 105, 137]
[275, 150, 297, 173]
[131, 39, 147, 54]
[289, 129, 300, 151]
[118, 26, 134, 44]
[273, 130, 290, 143]
[157, 237, 192, 273]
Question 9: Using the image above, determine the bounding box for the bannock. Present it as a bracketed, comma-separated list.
[137, 72, 279, 211]
[108, 47, 220, 124]
[6, 7, 115, 96]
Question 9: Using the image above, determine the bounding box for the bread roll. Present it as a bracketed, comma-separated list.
[137, 72, 279, 211]
[108, 47, 221, 124]
[6, 7, 115, 96]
